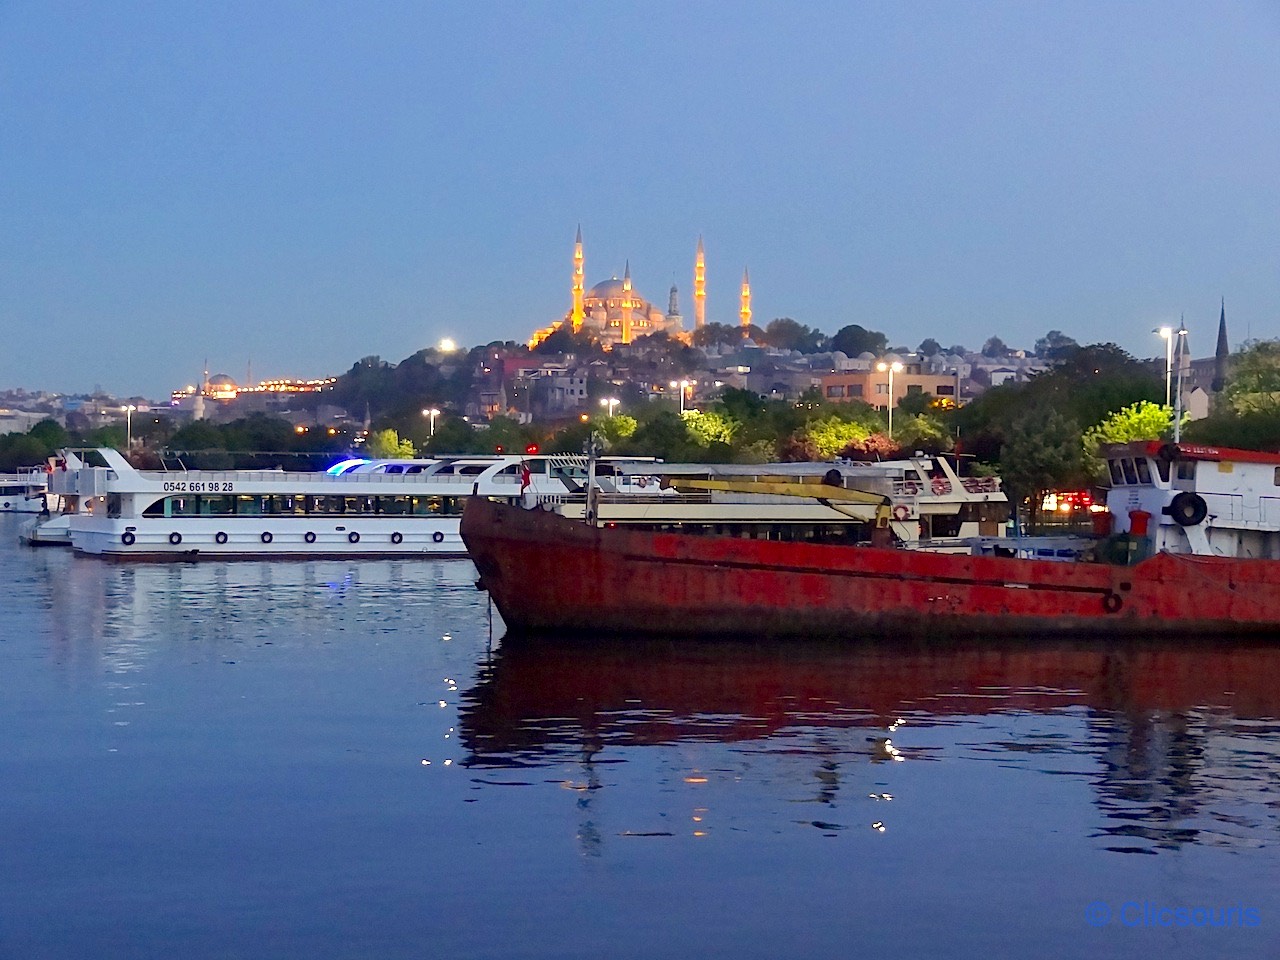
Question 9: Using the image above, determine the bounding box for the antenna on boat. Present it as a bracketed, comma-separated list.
[584, 431, 601, 526]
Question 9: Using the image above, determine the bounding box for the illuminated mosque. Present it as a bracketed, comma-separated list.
[530, 229, 753, 349]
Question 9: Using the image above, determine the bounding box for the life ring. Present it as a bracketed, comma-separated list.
[261, 531, 273, 544]
[637, 477, 649, 489]
[901, 482, 919, 496]
[892, 504, 911, 522]
[121, 531, 136, 546]
[169, 532, 182, 546]
[304, 531, 316, 544]
[214, 532, 228, 545]
[1102, 592, 1123, 613]
[931, 478, 950, 495]
[390, 531, 403, 544]
[1168, 491, 1208, 527]
[348, 531, 360, 544]
[432, 531, 445, 543]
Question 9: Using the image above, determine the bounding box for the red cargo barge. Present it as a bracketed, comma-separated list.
[461, 495, 1280, 639]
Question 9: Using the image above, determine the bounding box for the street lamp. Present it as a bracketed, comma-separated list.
[422, 407, 441, 437]
[1156, 326, 1173, 407]
[875, 361, 903, 435]
[600, 397, 620, 417]
[122, 404, 137, 448]
[1172, 325, 1188, 442]
[669, 380, 694, 414]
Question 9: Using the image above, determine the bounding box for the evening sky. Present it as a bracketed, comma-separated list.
[2, 1, 1277, 398]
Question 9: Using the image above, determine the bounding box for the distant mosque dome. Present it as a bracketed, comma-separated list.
[585, 278, 632, 302]
[206, 373, 238, 400]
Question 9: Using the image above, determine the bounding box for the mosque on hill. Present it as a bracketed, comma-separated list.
[529, 228, 754, 349]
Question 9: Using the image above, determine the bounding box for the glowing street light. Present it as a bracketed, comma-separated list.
[122, 404, 137, 448]
[1156, 326, 1173, 407]
[423, 407, 441, 437]
[669, 379, 694, 414]
[600, 397, 620, 417]
[876, 361, 903, 436]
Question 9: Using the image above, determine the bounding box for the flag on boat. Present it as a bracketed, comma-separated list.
[520, 461, 532, 492]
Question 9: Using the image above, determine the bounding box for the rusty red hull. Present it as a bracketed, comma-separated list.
[461, 498, 1280, 638]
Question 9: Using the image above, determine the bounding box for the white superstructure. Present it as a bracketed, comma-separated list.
[53, 448, 659, 560]
[0, 470, 48, 514]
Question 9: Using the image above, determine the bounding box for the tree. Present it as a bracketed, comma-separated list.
[831, 324, 888, 358]
[1222, 340, 1280, 416]
[364, 429, 416, 459]
[894, 415, 952, 454]
[691, 322, 742, 348]
[1081, 401, 1176, 479]
[802, 416, 871, 459]
[981, 336, 1009, 358]
[685, 410, 738, 447]
[1034, 330, 1079, 360]
[763, 318, 825, 353]
[918, 338, 942, 357]
[999, 408, 1083, 532]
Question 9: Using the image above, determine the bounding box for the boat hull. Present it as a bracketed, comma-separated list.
[461, 497, 1280, 638]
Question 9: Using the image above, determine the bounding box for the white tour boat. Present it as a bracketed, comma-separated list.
[48, 448, 660, 560]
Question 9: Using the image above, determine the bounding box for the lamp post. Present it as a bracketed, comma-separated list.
[1172, 325, 1188, 442]
[876, 361, 903, 435]
[600, 397, 619, 417]
[669, 380, 692, 414]
[122, 404, 136, 448]
[1157, 326, 1173, 407]
[422, 407, 441, 437]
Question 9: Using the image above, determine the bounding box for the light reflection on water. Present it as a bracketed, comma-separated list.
[2, 515, 1278, 960]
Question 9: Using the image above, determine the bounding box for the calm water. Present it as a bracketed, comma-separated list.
[2, 513, 1278, 960]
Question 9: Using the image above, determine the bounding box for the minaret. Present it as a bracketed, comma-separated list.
[693, 236, 706, 328]
[739, 267, 752, 331]
[1211, 298, 1229, 394]
[571, 225, 585, 333]
[621, 260, 634, 344]
[667, 281, 682, 329]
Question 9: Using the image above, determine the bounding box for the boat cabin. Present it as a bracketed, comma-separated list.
[1103, 441, 1280, 558]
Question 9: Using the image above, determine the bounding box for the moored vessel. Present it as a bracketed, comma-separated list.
[462, 442, 1280, 638]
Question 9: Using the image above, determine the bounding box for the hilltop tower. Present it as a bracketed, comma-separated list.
[621, 261, 634, 344]
[693, 236, 706, 328]
[571, 225, 585, 332]
[667, 282, 682, 328]
[739, 267, 752, 331]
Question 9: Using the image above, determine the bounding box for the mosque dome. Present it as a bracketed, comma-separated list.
[208, 374, 237, 388]
[586, 278, 633, 301]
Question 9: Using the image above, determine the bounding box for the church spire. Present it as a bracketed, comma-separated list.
[739, 266, 752, 331]
[571, 225, 585, 332]
[1212, 298, 1229, 394]
[693, 236, 706, 328]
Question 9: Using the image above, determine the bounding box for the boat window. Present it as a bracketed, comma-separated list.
[1135, 459, 1152, 484]
[235, 496, 263, 516]
[1177, 461, 1195, 481]
[1120, 459, 1138, 485]
[1155, 458, 1170, 483]
[143, 497, 167, 517]
[1108, 460, 1124, 485]
[200, 496, 235, 516]
[459, 465, 487, 475]
[1274, 467, 1280, 486]
[383, 465, 406, 474]
[378, 495, 408, 515]
[405, 465, 426, 474]
[107, 494, 123, 518]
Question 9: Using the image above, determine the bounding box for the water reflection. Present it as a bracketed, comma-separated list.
[461, 636, 1280, 854]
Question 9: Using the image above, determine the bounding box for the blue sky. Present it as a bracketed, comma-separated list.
[2, 1, 1277, 398]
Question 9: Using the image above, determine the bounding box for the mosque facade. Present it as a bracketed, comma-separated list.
[529, 229, 752, 349]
